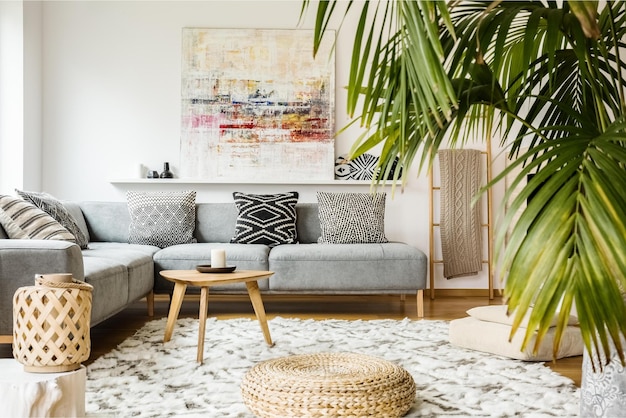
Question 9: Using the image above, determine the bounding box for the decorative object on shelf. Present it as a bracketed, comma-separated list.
[13, 273, 93, 373]
[159, 162, 174, 179]
[146, 170, 159, 179]
[180, 28, 335, 181]
[334, 153, 402, 180]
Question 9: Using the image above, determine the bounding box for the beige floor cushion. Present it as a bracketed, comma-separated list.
[449, 316, 584, 361]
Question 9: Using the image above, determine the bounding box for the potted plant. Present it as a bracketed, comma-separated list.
[302, 0, 626, 414]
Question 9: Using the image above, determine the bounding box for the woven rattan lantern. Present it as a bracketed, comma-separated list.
[13, 274, 93, 373]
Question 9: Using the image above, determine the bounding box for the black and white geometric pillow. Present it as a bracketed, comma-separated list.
[16, 189, 89, 249]
[127, 190, 197, 248]
[335, 153, 379, 180]
[231, 192, 299, 247]
[317, 191, 388, 244]
[335, 153, 403, 180]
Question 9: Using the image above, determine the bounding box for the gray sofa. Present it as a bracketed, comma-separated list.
[0, 201, 427, 338]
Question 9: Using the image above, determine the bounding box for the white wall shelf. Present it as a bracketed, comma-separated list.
[110, 178, 388, 185]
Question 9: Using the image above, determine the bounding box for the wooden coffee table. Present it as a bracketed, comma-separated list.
[159, 269, 274, 363]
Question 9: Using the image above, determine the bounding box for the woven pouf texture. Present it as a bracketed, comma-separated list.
[241, 352, 416, 417]
[13, 279, 93, 373]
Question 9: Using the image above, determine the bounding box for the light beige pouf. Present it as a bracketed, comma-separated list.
[241, 352, 416, 418]
[449, 306, 583, 361]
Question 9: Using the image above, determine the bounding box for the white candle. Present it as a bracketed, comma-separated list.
[211, 249, 226, 268]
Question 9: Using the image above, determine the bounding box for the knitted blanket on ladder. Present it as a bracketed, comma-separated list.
[438, 149, 483, 279]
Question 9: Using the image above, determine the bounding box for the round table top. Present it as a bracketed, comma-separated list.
[159, 269, 274, 287]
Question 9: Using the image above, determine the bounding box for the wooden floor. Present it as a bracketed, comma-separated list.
[0, 294, 582, 386]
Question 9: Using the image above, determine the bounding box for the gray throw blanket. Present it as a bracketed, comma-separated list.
[439, 149, 483, 278]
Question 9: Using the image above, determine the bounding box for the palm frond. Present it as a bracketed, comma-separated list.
[303, 0, 626, 367]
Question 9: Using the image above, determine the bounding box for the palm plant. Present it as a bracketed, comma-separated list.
[302, 0, 626, 368]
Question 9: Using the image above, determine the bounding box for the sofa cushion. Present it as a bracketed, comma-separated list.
[0, 194, 76, 243]
[82, 256, 129, 325]
[195, 203, 239, 243]
[268, 243, 426, 291]
[127, 190, 197, 248]
[16, 190, 89, 249]
[79, 202, 130, 243]
[230, 192, 299, 247]
[83, 243, 158, 303]
[317, 192, 388, 244]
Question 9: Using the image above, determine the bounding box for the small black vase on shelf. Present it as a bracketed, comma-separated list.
[160, 162, 174, 179]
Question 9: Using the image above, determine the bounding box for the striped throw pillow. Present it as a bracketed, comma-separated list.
[0, 195, 76, 242]
[16, 189, 89, 249]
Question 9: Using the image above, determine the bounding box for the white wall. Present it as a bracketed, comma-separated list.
[33, 0, 505, 291]
[0, 1, 25, 192]
[0, 0, 42, 193]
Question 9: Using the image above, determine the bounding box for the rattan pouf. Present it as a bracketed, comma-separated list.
[241, 352, 416, 418]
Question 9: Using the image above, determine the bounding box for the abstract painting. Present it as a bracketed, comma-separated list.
[180, 28, 335, 181]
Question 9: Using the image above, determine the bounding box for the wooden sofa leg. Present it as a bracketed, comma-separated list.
[416, 289, 424, 318]
[146, 290, 154, 317]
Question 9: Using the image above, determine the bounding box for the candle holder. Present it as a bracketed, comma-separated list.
[13, 274, 93, 373]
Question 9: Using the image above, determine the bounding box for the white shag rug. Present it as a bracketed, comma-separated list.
[86, 317, 579, 417]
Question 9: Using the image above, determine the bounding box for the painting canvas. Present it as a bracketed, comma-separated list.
[180, 28, 335, 181]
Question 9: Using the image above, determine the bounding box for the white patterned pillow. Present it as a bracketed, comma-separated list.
[231, 192, 299, 247]
[317, 192, 388, 244]
[127, 190, 197, 248]
[0, 194, 76, 242]
[16, 189, 89, 249]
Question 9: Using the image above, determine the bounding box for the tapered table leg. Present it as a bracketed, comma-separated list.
[246, 281, 273, 346]
[164, 283, 187, 342]
[197, 286, 209, 363]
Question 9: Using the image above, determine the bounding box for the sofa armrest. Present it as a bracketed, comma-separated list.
[0, 239, 84, 336]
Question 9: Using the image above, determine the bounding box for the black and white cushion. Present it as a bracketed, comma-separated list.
[0, 194, 76, 242]
[16, 189, 89, 249]
[335, 153, 403, 180]
[127, 190, 197, 248]
[317, 191, 388, 244]
[230, 192, 299, 247]
[335, 153, 379, 180]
